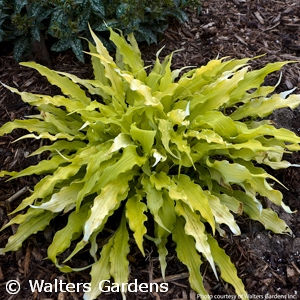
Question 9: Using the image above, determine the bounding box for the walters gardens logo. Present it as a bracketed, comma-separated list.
[19, 279, 169, 294]
[6, 279, 297, 299]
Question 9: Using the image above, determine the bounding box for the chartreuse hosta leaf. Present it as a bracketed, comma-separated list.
[1, 27, 300, 299]
[172, 216, 208, 297]
[47, 203, 91, 272]
[207, 234, 247, 298]
[125, 192, 147, 256]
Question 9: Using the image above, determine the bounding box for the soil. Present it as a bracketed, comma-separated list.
[1, 0, 300, 299]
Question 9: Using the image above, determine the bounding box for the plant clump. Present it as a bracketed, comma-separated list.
[1, 27, 300, 299]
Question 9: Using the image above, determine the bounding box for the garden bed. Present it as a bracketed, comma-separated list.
[0, 0, 300, 299]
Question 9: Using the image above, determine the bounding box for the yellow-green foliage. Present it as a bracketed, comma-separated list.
[1, 27, 300, 299]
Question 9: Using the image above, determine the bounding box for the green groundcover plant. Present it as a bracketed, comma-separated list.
[1, 27, 300, 299]
[0, 0, 202, 61]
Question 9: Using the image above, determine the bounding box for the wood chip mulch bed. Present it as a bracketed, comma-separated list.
[1, 0, 300, 299]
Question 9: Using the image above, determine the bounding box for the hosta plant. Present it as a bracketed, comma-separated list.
[1, 27, 300, 299]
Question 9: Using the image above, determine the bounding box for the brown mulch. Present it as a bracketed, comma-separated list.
[1, 0, 300, 299]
